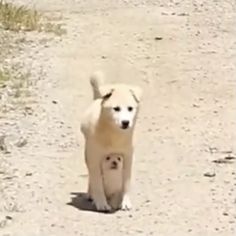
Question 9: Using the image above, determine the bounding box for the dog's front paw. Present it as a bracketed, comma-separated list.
[93, 199, 112, 212]
[121, 195, 132, 211]
[85, 191, 93, 202]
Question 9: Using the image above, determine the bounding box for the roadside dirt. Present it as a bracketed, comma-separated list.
[1, 1, 236, 235]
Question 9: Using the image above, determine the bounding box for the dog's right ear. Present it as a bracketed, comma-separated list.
[102, 89, 114, 100]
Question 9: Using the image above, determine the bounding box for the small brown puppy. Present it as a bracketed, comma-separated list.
[101, 153, 124, 210]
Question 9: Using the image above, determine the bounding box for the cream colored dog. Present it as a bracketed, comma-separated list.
[101, 153, 124, 210]
[80, 71, 142, 212]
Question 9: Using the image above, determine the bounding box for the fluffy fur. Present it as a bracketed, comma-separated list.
[80, 71, 142, 212]
[101, 153, 123, 210]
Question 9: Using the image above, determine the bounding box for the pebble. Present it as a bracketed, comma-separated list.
[204, 172, 216, 177]
[16, 137, 28, 147]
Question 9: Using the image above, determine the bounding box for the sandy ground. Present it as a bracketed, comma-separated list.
[0, 0, 236, 235]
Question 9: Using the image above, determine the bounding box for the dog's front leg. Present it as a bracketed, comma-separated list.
[86, 153, 111, 212]
[121, 152, 133, 210]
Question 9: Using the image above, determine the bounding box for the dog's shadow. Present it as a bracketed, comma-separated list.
[67, 192, 96, 212]
[67, 192, 117, 214]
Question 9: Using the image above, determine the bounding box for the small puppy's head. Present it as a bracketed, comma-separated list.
[102, 154, 123, 171]
[101, 85, 142, 130]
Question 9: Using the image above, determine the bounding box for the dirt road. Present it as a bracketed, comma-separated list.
[1, 1, 236, 235]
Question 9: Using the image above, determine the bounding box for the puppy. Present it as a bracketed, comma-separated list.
[81, 71, 142, 212]
[101, 153, 124, 210]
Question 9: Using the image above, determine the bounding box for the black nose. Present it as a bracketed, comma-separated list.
[121, 120, 129, 129]
[111, 161, 118, 169]
[112, 161, 117, 166]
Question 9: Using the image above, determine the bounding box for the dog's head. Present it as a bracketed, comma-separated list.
[102, 154, 123, 171]
[101, 85, 142, 130]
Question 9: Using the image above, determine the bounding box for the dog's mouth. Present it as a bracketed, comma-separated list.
[110, 166, 118, 170]
[120, 124, 131, 130]
[121, 126, 129, 130]
[110, 163, 118, 169]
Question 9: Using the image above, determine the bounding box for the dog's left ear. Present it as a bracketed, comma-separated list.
[130, 86, 143, 103]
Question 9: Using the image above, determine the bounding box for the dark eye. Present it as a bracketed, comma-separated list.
[117, 157, 121, 161]
[128, 106, 133, 112]
[113, 106, 121, 112]
[106, 156, 110, 161]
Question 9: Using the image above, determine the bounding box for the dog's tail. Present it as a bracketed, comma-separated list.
[90, 71, 105, 99]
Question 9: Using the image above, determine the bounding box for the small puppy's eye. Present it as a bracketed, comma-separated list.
[128, 106, 133, 112]
[106, 156, 110, 161]
[113, 106, 121, 112]
[117, 157, 121, 161]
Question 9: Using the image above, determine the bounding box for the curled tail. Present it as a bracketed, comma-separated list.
[90, 71, 105, 99]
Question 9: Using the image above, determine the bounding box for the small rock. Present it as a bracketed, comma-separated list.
[208, 147, 218, 154]
[212, 158, 233, 164]
[25, 172, 33, 176]
[203, 172, 216, 177]
[16, 137, 27, 148]
[192, 104, 200, 108]
[225, 156, 236, 160]
[24, 106, 33, 115]
[223, 212, 228, 216]
[221, 150, 233, 154]
[52, 100, 58, 104]
[0, 135, 10, 154]
[154, 37, 163, 41]
[178, 13, 189, 16]
[5, 216, 12, 220]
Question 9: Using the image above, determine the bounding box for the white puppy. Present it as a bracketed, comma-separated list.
[101, 153, 123, 210]
[81, 71, 142, 212]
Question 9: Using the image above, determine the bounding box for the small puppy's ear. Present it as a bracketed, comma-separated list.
[130, 86, 143, 103]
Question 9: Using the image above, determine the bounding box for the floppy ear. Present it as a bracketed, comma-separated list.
[130, 86, 143, 103]
[102, 88, 114, 100]
[99, 85, 114, 98]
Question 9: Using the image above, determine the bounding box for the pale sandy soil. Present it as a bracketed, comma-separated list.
[0, 1, 236, 235]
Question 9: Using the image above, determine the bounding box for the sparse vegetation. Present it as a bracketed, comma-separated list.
[0, 66, 31, 115]
[0, 2, 67, 228]
[0, 68, 10, 86]
[0, 1, 66, 35]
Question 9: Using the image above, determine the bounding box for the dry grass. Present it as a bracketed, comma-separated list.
[0, 1, 66, 35]
[0, 69, 10, 86]
[0, 1, 40, 31]
[0, 66, 30, 97]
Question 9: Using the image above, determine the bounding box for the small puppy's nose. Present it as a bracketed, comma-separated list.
[121, 120, 129, 129]
[111, 161, 118, 169]
[112, 161, 117, 166]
